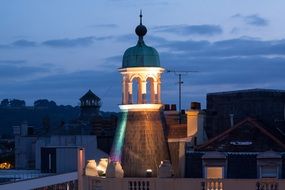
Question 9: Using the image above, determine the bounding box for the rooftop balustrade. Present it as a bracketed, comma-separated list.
[85, 177, 285, 190]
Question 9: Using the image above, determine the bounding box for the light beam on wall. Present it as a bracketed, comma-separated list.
[110, 111, 128, 162]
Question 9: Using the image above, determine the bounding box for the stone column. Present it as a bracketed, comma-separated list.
[138, 80, 142, 104]
[157, 81, 161, 103]
[122, 79, 126, 104]
[128, 82, 133, 104]
[153, 81, 158, 104]
[125, 79, 129, 104]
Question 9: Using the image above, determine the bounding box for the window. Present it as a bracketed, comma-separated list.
[260, 166, 278, 178]
[205, 167, 224, 179]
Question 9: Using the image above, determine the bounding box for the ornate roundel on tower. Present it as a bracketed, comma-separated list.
[122, 12, 160, 68]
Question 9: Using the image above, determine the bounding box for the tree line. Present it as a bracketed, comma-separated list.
[0, 99, 61, 108]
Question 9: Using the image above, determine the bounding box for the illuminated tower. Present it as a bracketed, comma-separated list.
[110, 12, 170, 177]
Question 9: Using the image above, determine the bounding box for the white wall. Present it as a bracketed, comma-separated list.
[15, 136, 37, 169]
[35, 135, 108, 171]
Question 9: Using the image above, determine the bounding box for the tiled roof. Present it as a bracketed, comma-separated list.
[80, 90, 100, 101]
[196, 117, 285, 151]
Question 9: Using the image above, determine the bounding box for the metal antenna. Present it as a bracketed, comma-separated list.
[166, 70, 199, 124]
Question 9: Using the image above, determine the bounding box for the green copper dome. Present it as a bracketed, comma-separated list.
[122, 42, 160, 68]
[122, 12, 160, 68]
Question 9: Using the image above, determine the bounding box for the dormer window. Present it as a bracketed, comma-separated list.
[202, 152, 227, 179]
[260, 165, 278, 178]
[257, 151, 281, 179]
[205, 166, 224, 179]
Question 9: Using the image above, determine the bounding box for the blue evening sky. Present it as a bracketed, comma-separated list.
[0, 0, 285, 111]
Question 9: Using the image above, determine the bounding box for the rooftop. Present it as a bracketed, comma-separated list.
[208, 88, 285, 96]
[0, 170, 50, 185]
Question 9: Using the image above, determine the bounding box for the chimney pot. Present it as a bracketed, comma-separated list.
[191, 102, 201, 110]
[164, 104, 170, 111]
[170, 104, 177, 111]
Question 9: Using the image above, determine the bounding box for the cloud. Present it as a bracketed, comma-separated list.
[153, 24, 223, 36]
[0, 40, 37, 48]
[42, 36, 95, 47]
[145, 35, 168, 45]
[0, 45, 9, 48]
[160, 53, 285, 104]
[154, 36, 285, 107]
[0, 36, 113, 49]
[0, 60, 26, 65]
[115, 34, 136, 43]
[232, 14, 268, 26]
[245, 15, 268, 26]
[94, 36, 114, 41]
[89, 24, 118, 28]
[26, 70, 120, 90]
[159, 38, 285, 57]
[159, 40, 210, 52]
[104, 55, 122, 66]
[12, 40, 37, 47]
[0, 60, 51, 81]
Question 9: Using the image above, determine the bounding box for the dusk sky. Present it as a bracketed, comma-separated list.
[1, 0, 285, 111]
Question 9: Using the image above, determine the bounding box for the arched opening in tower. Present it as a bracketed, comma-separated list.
[132, 77, 142, 104]
[146, 77, 155, 104]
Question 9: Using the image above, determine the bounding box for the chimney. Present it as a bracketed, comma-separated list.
[164, 104, 170, 111]
[191, 102, 201, 110]
[170, 104, 177, 111]
[186, 102, 206, 145]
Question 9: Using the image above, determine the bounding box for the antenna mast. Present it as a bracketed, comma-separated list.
[166, 70, 198, 124]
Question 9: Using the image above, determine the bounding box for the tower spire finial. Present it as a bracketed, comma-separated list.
[140, 10, 142, 25]
[135, 10, 147, 43]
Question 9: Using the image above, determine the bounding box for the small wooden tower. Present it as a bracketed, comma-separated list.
[79, 90, 101, 119]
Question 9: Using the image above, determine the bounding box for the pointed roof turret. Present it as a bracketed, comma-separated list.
[80, 90, 100, 101]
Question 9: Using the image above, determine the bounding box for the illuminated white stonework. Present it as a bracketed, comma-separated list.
[119, 104, 163, 112]
[119, 67, 164, 105]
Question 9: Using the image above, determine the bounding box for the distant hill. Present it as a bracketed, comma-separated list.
[0, 99, 80, 138]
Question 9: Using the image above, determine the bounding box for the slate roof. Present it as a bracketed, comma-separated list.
[80, 90, 100, 101]
[196, 117, 285, 152]
[207, 88, 285, 96]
